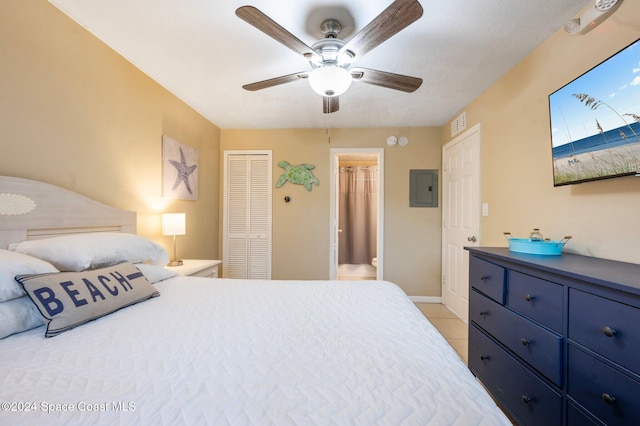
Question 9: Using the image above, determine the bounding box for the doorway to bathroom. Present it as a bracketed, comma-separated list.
[329, 148, 384, 280]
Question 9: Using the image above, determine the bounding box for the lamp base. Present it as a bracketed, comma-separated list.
[168, 260, 183, 266]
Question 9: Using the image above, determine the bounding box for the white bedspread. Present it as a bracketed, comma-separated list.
[0, 277, 510, 425]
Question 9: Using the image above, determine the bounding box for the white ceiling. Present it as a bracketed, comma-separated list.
[48, 0, 589, 129]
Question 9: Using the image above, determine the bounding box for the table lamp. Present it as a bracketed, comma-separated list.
[162, 213, 186, 266]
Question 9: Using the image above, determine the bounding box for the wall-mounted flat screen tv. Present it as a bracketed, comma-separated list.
[548, 38, 640, 186]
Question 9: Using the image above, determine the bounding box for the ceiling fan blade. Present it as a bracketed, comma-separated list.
[339, 0, 423, 60]
[236, 6, 320, 61]
[351, 67, 422, 92]
[243, 72, 309, 91]
[323, 96, 339, 114]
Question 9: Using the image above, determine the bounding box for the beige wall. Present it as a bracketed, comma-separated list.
[221, 127, 442, 297]
[0, 0, 220, 260]
[444, 1, 640, 264]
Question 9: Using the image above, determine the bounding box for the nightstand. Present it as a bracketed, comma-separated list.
[167, 259, 222, 278]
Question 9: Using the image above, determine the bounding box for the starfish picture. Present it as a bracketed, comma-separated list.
[169, 147, 198, 194]
[162, 135, 199, 200]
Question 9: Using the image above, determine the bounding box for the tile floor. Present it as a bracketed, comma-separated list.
[337, 264, 377, 280]
[415, 303, 468, 364]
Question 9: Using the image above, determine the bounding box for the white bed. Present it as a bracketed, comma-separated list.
[0, 176, 510, 425]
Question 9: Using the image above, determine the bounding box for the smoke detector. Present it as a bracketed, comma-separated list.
[564, 0, 623, 34]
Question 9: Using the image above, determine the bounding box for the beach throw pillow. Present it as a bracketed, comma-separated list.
[10, 232, 169, 271]
[0, 249, 58, 302]
[16, 262, 159, 337]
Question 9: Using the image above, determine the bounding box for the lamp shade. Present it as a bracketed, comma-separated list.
[162, 213, 186, 236]
[308, 65, 352, 97]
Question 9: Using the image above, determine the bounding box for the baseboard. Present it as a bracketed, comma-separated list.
[409, 296, 442, 303]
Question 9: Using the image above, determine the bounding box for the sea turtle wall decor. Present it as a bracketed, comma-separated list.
[275, 161, 319, 191]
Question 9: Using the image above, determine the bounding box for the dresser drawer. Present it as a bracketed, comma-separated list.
[569, 289, 640, 376]
[469, 255, 505, 303]
[568, 345, 640, 426]
[469, 324, 562, 426]
[471, 289, 563, 386]
[507, 270, 563, 333]
[567, 403, 600, 426]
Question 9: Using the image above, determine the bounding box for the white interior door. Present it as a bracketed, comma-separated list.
[442, 124, 481, 322]
[223, 151, 272, 279]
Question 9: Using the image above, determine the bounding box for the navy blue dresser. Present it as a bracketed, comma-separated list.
[466, 247, 640, 425]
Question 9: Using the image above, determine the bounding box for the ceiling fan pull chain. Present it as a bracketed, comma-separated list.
[324, 97, 332, 143]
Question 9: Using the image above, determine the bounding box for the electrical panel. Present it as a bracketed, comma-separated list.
[410, 169, 438, 207]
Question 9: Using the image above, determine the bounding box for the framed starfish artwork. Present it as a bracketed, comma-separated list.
[162, 135, 199, 200]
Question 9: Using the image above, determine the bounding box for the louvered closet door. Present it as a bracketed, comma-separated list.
[223, 151, 272, 279]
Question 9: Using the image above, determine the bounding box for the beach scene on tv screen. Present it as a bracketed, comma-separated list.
[549, 39, 640, 186]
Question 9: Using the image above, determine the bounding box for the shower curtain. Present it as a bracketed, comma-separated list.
[338, 166, 377, 265]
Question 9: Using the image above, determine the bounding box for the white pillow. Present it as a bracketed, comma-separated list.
[10, 233, 169, 272]
[135, 264, 178, 284]
[0, 296, 44, 339]
[0, 249, 59, 302]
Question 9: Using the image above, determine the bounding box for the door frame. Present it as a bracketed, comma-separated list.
[329, 148, 384, 280]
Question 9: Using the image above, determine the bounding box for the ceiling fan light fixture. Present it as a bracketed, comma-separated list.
[308, 65, 352, 97]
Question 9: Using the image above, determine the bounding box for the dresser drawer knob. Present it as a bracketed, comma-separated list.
[521, 395, 531, 405]
[479, 276, 489, 281]
[525, 294, 534, 302]
[602, 326, 617, 337]
[520, 338, 530, 346]
[601, 393, 616, 405]
[479, 311, 489, 317]
[480, 355, 490, 361]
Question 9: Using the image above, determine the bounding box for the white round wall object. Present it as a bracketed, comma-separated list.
[0, 193, 36, 216]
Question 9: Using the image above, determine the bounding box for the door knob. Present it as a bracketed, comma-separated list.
[467, 236, 477, 243]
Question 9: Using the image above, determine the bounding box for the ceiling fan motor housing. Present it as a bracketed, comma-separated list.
[310, 38, 351, 67]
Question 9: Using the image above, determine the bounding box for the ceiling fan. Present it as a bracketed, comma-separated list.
[236, 0, 424, 114]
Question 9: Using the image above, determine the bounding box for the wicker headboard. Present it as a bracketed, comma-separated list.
[0, 176, 136, 249]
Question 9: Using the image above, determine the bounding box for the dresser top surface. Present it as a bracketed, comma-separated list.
[467, 247, 640, 296]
